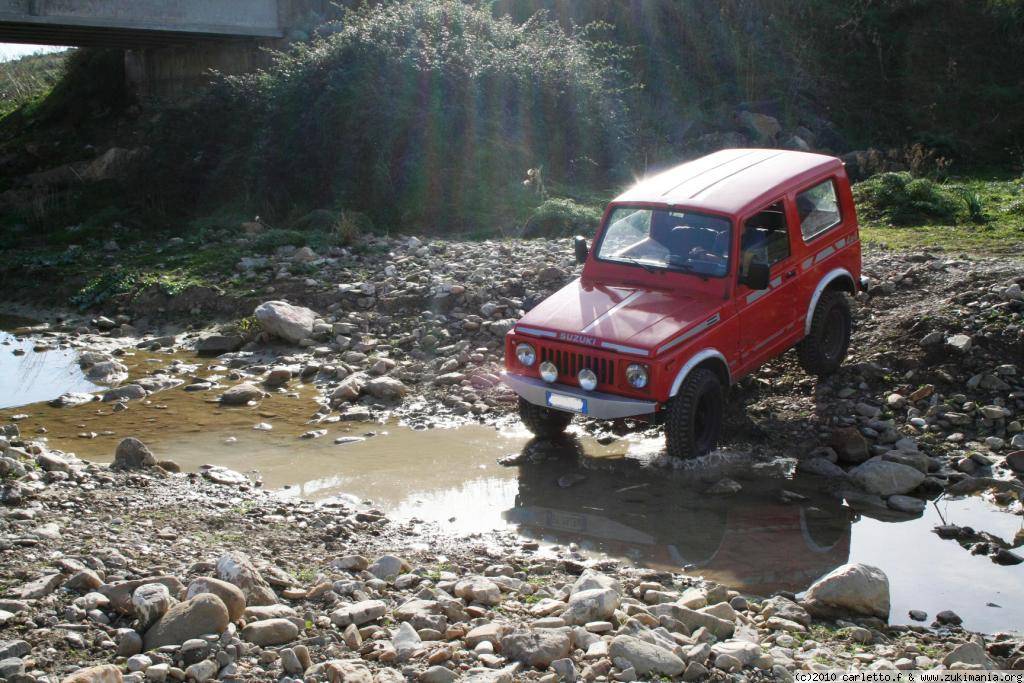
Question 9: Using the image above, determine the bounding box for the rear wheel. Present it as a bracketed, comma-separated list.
[518, 397, 573, 438]
[665, 368, 723, 459]
[798, 291, 852, 376]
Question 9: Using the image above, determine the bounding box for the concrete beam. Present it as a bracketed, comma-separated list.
[0, 0, 283, 40]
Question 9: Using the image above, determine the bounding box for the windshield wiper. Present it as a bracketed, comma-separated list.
[618, 256, 662, 274]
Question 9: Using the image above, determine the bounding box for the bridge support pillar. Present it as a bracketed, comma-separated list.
[124, 42, 274, 98]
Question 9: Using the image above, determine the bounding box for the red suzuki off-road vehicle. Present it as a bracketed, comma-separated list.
[503, 149, 866, 458]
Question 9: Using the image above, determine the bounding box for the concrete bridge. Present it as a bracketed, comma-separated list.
[0, 0, 331, 94]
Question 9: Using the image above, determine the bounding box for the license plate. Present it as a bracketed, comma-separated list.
[546, 392, 586, 414]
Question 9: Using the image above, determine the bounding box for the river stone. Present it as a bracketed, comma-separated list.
[87, 360, 129, 384]
[711, 639, 763, 667]
[13, 573, 63, 599]
[367, 555, 412, 580]
[887, 495, 926, 514]
[454, 577, 502, 606]
[241, 618, 299, 646]
[254, 300, 317, 344]
[609, 635, 685, 676]
[132, 583, 174, 631]
[392, 621, 421, 660]
[195, 334, 243, 356]
[943, 642, 994, 669]
[243, 604, 297, 621]
[562, 587, 619, 625]
[215, 551, 277, 605]
[803, 563, 890, 619]
[499, 629, 571, 667]
[199, 465, 249, 486]
[849, 459, 925, 496]
[760, 596, 810, 626]
[830, 427, 870, 464]
[143, 593, 230, 650]
[647, 604, 735, 639]
[112, 437, 156, 470]
[572, 570, 622, 595]
[1005, 450, 1024, 473]
[421, 665, 457, 683]
[49, 392, 96, 408]
[99, 577, 185, 614]
[319, 661, 373, 683]
[62, 664, 124, 682]
[364, 376, 410, 400]
[219, 382, 265, 405]
[330, 600, 387, 627]
[186, 577, 246, 622]
[102, 384, 146, 402]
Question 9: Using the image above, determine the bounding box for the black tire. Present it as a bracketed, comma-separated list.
[798, 290, 852, 376]
[665, 368, 724, 459]
[518, 397, 573, 438]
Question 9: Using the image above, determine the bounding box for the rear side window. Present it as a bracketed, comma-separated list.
[796, 180, 841, 241]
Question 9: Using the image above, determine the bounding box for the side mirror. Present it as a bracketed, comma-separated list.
[742, 261, 771, 290]
[573, 235, 589, 265]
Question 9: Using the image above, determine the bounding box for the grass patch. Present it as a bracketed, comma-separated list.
[857, 174, 1024, 253]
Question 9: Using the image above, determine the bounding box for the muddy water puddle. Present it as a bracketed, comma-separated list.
[2, 321, 1022, 633]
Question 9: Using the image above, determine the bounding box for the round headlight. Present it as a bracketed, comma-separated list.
[578, 367, 597, 391]
[539, 361, 558, 383]
[515, 343, 536, 367]
[626, 363, 649, 389]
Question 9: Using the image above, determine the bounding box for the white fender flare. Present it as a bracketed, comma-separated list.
[669, 348, 730, 397]
[804, 268, 854, 335]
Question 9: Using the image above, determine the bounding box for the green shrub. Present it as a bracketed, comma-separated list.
[954, 187, 986, 223]
[523, 198, 603, 238]
[252, 229, 308, 253]
[148, 0, 630, 231]
[853, 172, 959, 225]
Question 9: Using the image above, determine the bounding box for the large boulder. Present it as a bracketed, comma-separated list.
[241, 618, 299, 646]
[131, 583, 175, 631]
[254, 301, 317, 344]
[363, 376, 410, 401]
[111, 438, 156, 471]
[803, 563, 890, 620]
[849, 459, 925, 496]
[195, 334, 243, 356]
[143, 593, 230, 650]
[86, 360, 129, 385]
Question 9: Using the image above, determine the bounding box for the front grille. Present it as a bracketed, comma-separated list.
[539, 346, 614, 385]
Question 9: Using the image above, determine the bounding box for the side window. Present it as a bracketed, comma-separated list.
[740, 201, 791, 277]
[797, 179, 841, 241]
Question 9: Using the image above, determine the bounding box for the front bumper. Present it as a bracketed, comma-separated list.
[502, 372, 658, 419]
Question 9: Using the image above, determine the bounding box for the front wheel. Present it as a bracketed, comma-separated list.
[665, 368, 723, 459]
[518, 397, 573, 438]
[798, 291, 852, 376]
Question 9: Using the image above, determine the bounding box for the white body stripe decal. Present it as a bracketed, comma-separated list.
[581, 290, 644, 333]
[657, 313, 721, 355]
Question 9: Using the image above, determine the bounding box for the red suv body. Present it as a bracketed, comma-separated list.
[503, 149, 865, 457]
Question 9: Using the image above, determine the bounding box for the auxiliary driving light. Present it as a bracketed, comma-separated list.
[578, 367, 598, 391]
[626, 363, 649, 389]
[515, 343, 536, 367]
[539, 361, 558, 383]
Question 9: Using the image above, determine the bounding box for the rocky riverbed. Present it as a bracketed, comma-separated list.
[1, 239, 1024, 681]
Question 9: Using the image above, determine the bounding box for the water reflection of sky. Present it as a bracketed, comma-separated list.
[0, 331, 103, 409]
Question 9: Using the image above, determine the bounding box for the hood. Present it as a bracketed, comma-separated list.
[517, 279, 721, 354]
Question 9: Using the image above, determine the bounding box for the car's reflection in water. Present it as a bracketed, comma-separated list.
[503, 436, 855, 596]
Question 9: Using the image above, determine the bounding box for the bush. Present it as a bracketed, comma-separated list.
[252, 229, 308, 253]
[522, 198, 602, 238]
[853, 172, 959, 225]
[150, 0, 631, 232]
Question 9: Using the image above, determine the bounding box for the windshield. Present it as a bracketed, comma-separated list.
[596, 206, 731, 277]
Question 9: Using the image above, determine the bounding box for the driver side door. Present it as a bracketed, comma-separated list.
[735, 198, 802, 373]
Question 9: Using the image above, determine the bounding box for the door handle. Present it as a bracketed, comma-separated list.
[783, 269, 797, 280]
